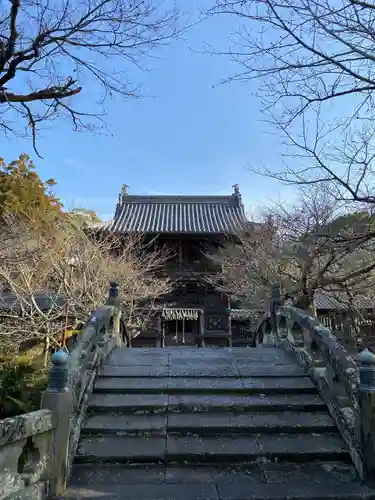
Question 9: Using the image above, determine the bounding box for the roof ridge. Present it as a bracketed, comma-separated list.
[108, 197, 247, 233]
[119, 195, 235, 204]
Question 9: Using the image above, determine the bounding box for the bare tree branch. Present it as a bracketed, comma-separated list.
[206, 0, 375, 205]
[0, 219, 172, 362]
[0, 0, 184, 154]
[207, 188, 375, 317]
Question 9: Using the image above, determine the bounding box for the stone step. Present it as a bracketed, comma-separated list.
[105, 347, 298, 368]
[83, 413, 167, 435]
[164, 342, 197, 346]
[93, 376, 316, 394]
[82, 411, 336, 436]
[62, 465, 375, 500]
[130, 340, 157, 348]
[100, 364, 307, 378]
[232, 340, 254, 347]
[63, 462, 375, 499]
[88, 393, 326, 414]
[75, 433, 349, 465]
[68, 461, 359, 486]
[216, 482, 375, 500]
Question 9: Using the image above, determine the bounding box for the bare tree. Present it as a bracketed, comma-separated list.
[0, 220, 172, 363]
[0, 0, 183, 154]
[206, 0, 375, 207]
[207, 188, 375, 315]
[273, 190, 375, 309]
[205, 220, 280, 310]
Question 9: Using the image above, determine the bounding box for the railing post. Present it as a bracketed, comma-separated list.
[355, 348, 375, 482]
[106, 281, 122, 347]
[41, 350, 73, 496]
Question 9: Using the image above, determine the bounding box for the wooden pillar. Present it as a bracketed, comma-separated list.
[106, 281, 122, 347]
[199, 311, 205, 347]
[162, 318, 165, 348]
[343, 312, 351, 337]
[193, 313, 201, 347]
[156, 312, 163, 348]
[270, 282, 282, 338]
[228, 311, 232, 348]
[178, 239, 183, 265]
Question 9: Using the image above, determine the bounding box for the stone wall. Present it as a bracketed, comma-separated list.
[0, 410, 54, 500]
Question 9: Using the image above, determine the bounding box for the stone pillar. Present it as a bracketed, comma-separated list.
[41, 350, 73, 496]
[355, 348, 375, 482]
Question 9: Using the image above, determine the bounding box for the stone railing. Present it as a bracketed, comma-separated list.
[0, 281, 123, 499]
[254, 283, 375, 484]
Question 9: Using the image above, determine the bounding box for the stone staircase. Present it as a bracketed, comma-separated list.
[61, 347, 375, 500]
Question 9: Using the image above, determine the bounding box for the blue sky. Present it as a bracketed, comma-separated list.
[2, 1, 292, 221]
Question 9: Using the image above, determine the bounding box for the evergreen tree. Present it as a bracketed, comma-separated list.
[0, 154, 63, 224]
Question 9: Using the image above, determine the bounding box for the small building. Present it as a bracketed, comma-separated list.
[99, 184, 249, 346]
[314, 293, 375, 351]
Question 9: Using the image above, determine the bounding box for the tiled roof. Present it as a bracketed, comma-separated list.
[315, 293, 375, 311]
[0, 292, 66, 312]
[106, 194, 248, 234]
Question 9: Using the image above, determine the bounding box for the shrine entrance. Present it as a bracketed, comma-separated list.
[161, 308, 204, 345]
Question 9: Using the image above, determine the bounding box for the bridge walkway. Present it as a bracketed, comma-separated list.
[61, 346, 375, 499]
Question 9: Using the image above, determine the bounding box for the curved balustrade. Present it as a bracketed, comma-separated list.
[254, 284, 375, 483]
[0, 282, 123, 499]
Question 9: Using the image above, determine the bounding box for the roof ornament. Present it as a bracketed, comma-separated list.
[119, 184, 129, 204]
[232, 184, 240, 196]
[232, 184, 242, 205]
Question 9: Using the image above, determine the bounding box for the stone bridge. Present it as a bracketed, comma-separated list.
[1, 282, 375, 500]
